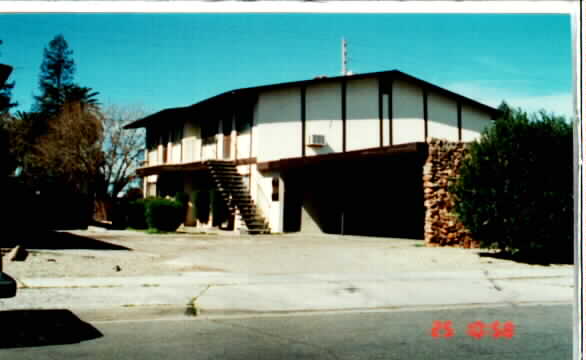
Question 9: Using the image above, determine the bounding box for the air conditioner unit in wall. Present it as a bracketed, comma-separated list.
[307, 134, 326, 147]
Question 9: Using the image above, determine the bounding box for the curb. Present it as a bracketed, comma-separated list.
[192, 300, 574, 319]
[14, 267, 574, 289]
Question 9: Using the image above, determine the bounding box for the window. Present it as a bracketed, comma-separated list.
[170, 123, 183, 144]
[236, 100, 255, 134]
[146, 128, 158, 150]
[201, 119, 218, 145]
[160, 128, 169, 146]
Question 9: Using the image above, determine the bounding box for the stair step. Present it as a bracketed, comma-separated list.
[244, 223, 268, 229]
[209, 169, 238, 173]
[245, 225, 270, 231]
[232, 196, 252, 200]
[206, 160, 270, 235]
[211, 174, 242, 179]
[206, 161, 236, 166]
[214, 182, 246, 188]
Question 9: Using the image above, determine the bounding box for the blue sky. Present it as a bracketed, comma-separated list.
[0, 13, 573, 118]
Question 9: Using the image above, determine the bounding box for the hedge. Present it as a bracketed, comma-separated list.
[450, 103, 573, 263]
[145, 198, 184, 232]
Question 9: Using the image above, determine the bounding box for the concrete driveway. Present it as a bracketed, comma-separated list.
[0, 229, 574, 318]
[4, 229, 566, 279]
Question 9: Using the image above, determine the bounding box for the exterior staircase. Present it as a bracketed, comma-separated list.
[205, 160, 270, 234]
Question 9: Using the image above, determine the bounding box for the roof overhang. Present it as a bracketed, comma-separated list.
[136, 157, 257, 176]
[123, 69, 501, 130]
[136, 161, 208, 176]
[257, 142, 428, 172]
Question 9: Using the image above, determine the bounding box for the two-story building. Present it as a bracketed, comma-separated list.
[124, 69, 499, 238]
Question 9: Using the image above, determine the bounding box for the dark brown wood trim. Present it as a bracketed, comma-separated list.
[234, 114, 238, 160]
[216, 119, 220, 160]
[137, 157, 257, 176]
[257, 142, 425, 172]
[388, 79, 394, 146]
[341, 79, 347, 152]
[249, 111, 253, 160]
[236, 157, 257, 166]
[301, 86, 306, 157]
[423, 89, 428, 142]
[378, 78, 383, 147]
[457, 102, 462, 141]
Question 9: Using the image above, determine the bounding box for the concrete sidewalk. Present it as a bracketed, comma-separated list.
[0, 267, 574, 318]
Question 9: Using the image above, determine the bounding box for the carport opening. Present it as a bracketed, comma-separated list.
[283, 152, 425, 239]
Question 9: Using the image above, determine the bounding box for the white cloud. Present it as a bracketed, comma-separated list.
[444, 82, 574, 119]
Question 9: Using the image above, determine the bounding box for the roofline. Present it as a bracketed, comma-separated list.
[124, 69, 501, 129]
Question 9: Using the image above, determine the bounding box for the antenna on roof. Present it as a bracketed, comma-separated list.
[341, 38, 348, 76]
[341, 38, 354, 76]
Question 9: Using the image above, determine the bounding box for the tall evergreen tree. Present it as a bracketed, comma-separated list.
[0, 40, 17, 115]
[34, 34, 98, 115]
[34, 34, 74, 112]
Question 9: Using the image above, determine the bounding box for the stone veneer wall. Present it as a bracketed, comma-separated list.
[423, 138, 479, 248]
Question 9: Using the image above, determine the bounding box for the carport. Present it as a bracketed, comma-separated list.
[259, 142, 429, 239]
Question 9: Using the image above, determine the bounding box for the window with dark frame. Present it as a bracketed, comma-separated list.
[201, 118, 218, 145]
[171, 123, 183, 145]
[236, 101, 254, 135]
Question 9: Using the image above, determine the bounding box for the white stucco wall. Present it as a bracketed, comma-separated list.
[148, 149, 157, 166]
[170, 143, 182, 163]
[256, 87, 302, 162]
[428, 92, 458, 141]
[236, 133, 252, 159]
[201, 141, 217, 161]
[461, 104, 492, 141]
[157, 144, 164, 164]
[305, 82, 343, 156]
[182, 121, 199, 163]
[253, 169, 283, 233]
[393, 79, 425, 145]
[346, 78, 380, 151]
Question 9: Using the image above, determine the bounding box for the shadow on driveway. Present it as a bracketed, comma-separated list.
[478, 251, 573, 266]
[4, 230, 130, 251]
[0, 309, 103, 348]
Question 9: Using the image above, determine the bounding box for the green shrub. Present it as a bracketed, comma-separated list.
[450, 103, 573, 262]
[126, 198, 149, 230]
[175, 191, 189, 209]
[145, 198, 184, 232]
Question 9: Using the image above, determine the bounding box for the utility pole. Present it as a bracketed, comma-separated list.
[341, 38, 347, 76]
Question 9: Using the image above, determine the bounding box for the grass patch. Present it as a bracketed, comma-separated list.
[127, 227, 175, 235]
[126, 227, 149, 233]
[141, 284, 160, 288]
[146, 228, 174, 235]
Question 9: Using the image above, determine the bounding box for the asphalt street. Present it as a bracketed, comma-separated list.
[0, 303, 573, 360]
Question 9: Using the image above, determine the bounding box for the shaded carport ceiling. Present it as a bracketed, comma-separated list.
[278, 142, 429, 239]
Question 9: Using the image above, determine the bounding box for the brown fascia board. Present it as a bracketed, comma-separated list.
[124, 69, 501, 129]
[257, 142, 427, 172]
